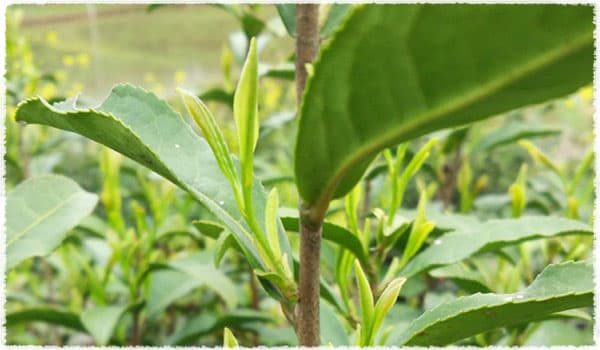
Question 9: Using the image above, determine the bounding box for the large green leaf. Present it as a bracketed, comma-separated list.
[395, 261, 593, 345]
[295, 4, 593, 209]
[400, 216, 591, 278]
[6, 174, 98, 269]
[15, 85, 293, 297]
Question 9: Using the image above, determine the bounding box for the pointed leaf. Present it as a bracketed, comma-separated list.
[215, 231, 240, 268]
[371, 277, 406, 344]
[233, 37, 259, 201]
[275, 4, 296, 37]
[7, 175, 98, 269]
[355, 260, 374, 344]
[192, 219, 225, 240]
[223, 327, 239, 347]
[295, 4, 592, 209]
[6, 307, 85, 332]
[401, 216, 591, 278]
[178, 88, 239, 193]
[396, 261, 593, 346]
[475, 121, 560, 151]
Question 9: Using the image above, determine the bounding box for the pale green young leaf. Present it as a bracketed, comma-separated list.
[265, 188, 281, 259]
[355, 260, 374, 345]
[370, 277, 406, 345]
[345, 183, 362, 234]
[223, 327, 239, 347]
[568, 149, 594, 195]
[519, 140, 563, 177]
[178, 88, 242, 209]
[234, 37, 259, 214]
[402, 138, 438, 181]
[389, 138, 438, 222]
[399, 191, 434, 269]
[394, 143, 408, 174]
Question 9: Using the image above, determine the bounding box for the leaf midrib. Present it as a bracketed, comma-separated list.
[309, 28, 592, 212]
[7, 191, 83, 246]
[33, 93, 263, 268]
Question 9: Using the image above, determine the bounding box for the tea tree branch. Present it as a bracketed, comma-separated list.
[295, 3, 321, 347]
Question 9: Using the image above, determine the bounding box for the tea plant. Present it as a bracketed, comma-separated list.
[7, 3, 594, 346]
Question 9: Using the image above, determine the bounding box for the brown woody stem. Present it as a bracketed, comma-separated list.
[295, 3, 321, 347]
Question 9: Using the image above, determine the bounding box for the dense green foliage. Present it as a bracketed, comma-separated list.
[5, 3, 595, 347]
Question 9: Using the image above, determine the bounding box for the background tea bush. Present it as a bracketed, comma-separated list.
[4, 4, 595, 346]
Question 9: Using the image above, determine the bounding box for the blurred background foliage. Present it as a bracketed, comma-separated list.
[4, 4, 595, 346]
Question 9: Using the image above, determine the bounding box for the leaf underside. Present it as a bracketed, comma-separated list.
[15, 84, 293, 298]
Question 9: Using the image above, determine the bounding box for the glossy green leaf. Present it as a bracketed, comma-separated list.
[16, 85, 293, 297]
[295, 4, 593, 210]
[80, 305, 128, 345]
[7, 174, 98, 269]
[395, 261, 593, 345]
[401, 216, 591, 278]
[6, 307, 85, 332]
[475, 121, 560, 151]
